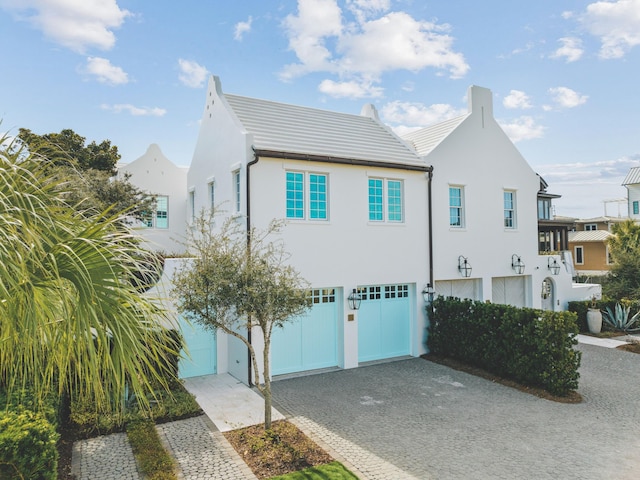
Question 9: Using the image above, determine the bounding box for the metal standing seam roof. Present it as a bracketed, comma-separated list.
[401, 114, 469, 157]
[622, 166, 640, 185]
[568, 230, 613, 242]
[224, 94, 424, 166]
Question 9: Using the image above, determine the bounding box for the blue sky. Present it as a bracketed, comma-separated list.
[1, 0, 640, 219]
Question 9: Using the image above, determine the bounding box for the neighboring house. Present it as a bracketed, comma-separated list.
[117, 144, 188, 254]
[126, 77, 600, 385]
[536, 177, 572, 253]
[574, 216, 626, 233]
[568, 230, 613, 276]
[623, 166, 640, 219]
[567, 216, 627, 276]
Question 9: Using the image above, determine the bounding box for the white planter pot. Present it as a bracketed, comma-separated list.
[587, 309, 602, 334]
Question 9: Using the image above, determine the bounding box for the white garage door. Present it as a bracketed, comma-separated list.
[271, 288, 339, 376]
[434, 279, 481, 301]
[492, 276, 527, 307]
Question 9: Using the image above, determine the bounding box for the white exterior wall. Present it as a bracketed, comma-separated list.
[428, 87, 541, 306]
[248, 158, 430, 371]
[118, 144, 188, 254]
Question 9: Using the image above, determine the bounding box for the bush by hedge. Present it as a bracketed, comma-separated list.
[0, 409, 59, 480]
[568, 299, 640, 332]
[428, 297, 581, 396]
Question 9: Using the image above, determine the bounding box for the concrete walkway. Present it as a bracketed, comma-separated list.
[72, 334, 636, 479]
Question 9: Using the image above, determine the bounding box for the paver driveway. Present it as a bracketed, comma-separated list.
[272, 344, 640, 480]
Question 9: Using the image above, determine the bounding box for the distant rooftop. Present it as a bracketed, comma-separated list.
[568, 230, 613, 242]
[622, 166, 640, 186]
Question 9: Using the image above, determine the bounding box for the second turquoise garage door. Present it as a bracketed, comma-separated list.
[271, 288, 339, 376]
[358, 284, 411, 363]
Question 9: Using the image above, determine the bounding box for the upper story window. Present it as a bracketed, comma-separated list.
[504, 190, 516, 229]
[368, 178, 403, 223]
[144, 195, 169, 229]
[188, 190, 195, 223]
[585, 223, 597, 231]
[449, 186, 464, 227]
[633, 201, 639, 215]
[538, 198, 551, 220]
[233, 170, 241, 213]
[286, 171, 328, 220]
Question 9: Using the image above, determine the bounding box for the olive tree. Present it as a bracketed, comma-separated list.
[173, 213, 310, 429]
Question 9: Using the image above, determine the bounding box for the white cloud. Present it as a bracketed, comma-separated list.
[234, 16, 253, 41]
[551, 37, 584, 62]
[318, 79, 383, 98]
[178, 59, 209, 88]
[503, 90, 532, 110]
[101, 104, 166, 116]
[381, 101, 466, 127]
[546, 86, 588, 109]
[579, 0, 640, 59]
[0, 0, 131, 53]
[498, 116, 545, 143]
[81, 56, 128, 85]
[281, 0, 468, 83]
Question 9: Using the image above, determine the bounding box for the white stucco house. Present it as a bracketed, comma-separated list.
[402, 86, 587, 311]
[623, 166, 640, 220]
[117, 143, 188, 254]
[122, 76, 599, 385]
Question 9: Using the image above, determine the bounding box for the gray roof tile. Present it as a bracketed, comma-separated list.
[225, 94, 424, 166]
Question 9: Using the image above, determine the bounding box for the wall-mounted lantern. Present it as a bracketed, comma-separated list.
[458, 256, 472, 278]
[511, 254, 525, 275]
[422, 283, 435, 303]
[548, 257, 561, 275]
[347, 288, 362, 310]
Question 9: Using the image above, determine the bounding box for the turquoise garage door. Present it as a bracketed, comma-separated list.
[358, 284, 411, 363]
[177, 315, 217, 379]
[272, 288, 339, 376]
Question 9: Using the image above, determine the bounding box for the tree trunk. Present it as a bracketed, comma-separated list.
[263, 336, 272, 430]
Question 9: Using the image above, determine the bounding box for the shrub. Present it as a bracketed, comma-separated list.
[0, 409, 59, 480]
[428, 297, 581, 396]
[0, 387, 60, 427]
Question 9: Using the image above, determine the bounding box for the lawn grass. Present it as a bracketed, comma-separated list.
[268, 461, 359, 479]
[126, 418, 177, 480]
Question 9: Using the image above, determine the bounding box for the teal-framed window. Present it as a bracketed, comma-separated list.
[143, 195, 169, 228]
[155, 195, 168, 229]
[504, 190, 516, 229]
[309, 174, 327, 219]
[634, 200, 639, 215]
[368, 178, 403, 222]
[286, 171, 328, 220]
[449, 186, 463, 227]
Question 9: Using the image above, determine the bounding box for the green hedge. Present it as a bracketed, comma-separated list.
[0, 409, 59, 480]
[428, 297, 581, 396]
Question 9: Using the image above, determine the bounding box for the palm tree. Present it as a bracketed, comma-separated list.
[0, 135, 176, 414]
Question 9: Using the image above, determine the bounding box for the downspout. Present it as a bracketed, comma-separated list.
[427, 166, 434, 288]
[245, 153, 260, 387]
